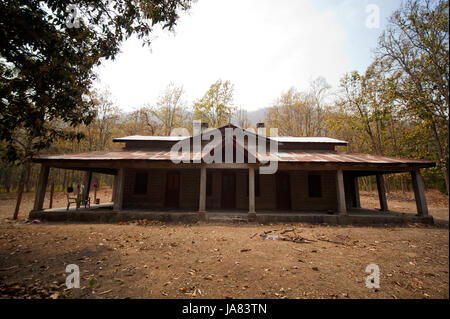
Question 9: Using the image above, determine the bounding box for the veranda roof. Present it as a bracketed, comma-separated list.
[34, 149, 434, 168]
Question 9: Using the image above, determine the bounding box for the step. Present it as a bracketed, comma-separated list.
[207, 215, 249, 223]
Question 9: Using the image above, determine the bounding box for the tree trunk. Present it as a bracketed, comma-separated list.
[13, 161, 31, 220]
[443, 168, 449, 194]
[430, 121, 449, 193]
[25, 163, 32, 192]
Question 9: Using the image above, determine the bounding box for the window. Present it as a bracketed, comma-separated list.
[246, 172, 260, 197]
[308, 174, 322, 198]
[134, 171, 148, 195]
[206, 173, 213, 196]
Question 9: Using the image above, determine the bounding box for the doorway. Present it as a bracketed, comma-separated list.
[221, 172, 236, 209]
[276, 172, 291, 210]
[165, 171, 180, 208]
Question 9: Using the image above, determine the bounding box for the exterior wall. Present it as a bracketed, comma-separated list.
[124, 141, 176, 149]
[123, 168, 199, 210]
[179, 169, 200, 210]
[236, 171, 248, 210]
[206, 170, 221, 209]
[256, 174, 277, 210]
[121, 139, 337, 152]
[279, 143, 336, 151]
[206, 169, 338, 211]
[205, 169, 249, 210]
[289, 170, 338, 211]
[122, 167, 338, 212]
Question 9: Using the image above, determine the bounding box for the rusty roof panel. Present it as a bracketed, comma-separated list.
[35, 150, 434, 167]
[271, 137, 348, 144]
[261, 151, 434, 165]
[35, 150, 195, 161]
[113, 135, 189, 142]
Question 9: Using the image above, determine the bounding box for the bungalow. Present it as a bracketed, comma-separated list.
[30, 122, 434, 223]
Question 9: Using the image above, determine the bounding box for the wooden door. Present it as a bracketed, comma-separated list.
[165, 171, 180, 208]
[221, 172, 236, 209]
[276, 172, 291, 210]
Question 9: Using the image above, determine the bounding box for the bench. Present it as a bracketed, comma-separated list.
[66, 192, 90, 210]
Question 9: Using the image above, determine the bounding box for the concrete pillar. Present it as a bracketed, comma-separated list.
[411, 170, 428, 216]
[33, 164, 50, 211]
[198, 166, 207, 214]
[354, 177, 361, 208]
[113, 168, 125, 211]
[82, 171, 92, 201]
[248, 167, 256, 220]
[336, 169, 347, 215]
[376, 174, 388, 212]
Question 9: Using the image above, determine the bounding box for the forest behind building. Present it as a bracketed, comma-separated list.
[0, 0, 448, 203]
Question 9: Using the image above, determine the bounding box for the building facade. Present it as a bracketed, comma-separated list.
[31, 123, 434, 220]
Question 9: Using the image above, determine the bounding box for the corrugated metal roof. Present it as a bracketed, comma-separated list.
[35, 150, 434, 167]
[271, 137, 348, 144]
[35, 150, 198, 161]
[113, 135, 348, 144]
[113, 135, 189, 142]
[263, 152, 433, 165]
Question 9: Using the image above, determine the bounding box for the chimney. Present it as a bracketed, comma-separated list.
[256, 122, 265, 136]
[193, 120, 209, 136]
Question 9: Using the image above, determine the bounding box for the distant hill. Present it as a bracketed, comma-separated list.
[247, 107, 270, 125]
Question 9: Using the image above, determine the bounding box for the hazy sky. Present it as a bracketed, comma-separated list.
[94, 0, 401, 112]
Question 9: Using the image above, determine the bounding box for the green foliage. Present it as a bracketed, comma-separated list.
[376, 0, 449, 191]
[336, 59, 400, 156]
[265, 77, 331, 137]
[0, 0, 192, 164]
[328, 0, 449, 193]
[264, 1, 448, 193]
[144, 82, 190, 135]
[88, 278, 97, 288]
[193, 79, 235, 128]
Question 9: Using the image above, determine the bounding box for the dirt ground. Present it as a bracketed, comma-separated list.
[0, 188, 448, 299]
